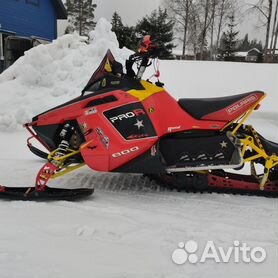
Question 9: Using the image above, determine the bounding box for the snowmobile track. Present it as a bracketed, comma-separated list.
[87, 173, 278, 198]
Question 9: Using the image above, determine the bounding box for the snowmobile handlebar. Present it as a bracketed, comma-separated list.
[126, 46, 161, 80]
[133, 45, 161, 60]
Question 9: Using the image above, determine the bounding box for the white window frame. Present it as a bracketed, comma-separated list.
[0, 33, 4, 61]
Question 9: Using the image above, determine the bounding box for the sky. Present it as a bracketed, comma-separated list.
[94, 0, 161, 25]
[58, 0, 265, 44]
[58, 0, 161, 35]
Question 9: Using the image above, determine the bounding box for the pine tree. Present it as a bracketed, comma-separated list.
[122, 26, 138, 51]
[111, 12, 123, 31]
[239, 34, 249, 51]
[111, 12, 124, 48]
[65, 0, 97, 36]
[249, 39, 263, 51]
[111, 12, 137, 50]
[238, 34, 263, 52]
[136, 8, 175, 59]
[221, 14, 239, 61]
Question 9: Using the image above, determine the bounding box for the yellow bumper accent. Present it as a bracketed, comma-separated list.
[51, 163, 86, 179]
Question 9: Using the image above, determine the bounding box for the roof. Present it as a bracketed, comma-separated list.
[233, 48, 262, 57]
[247, 48, 261, 54]
[51, 0, 67, 19]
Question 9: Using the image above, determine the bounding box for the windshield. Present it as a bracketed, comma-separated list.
[82, 50, 115, 94]
[81, 50, 145, 97]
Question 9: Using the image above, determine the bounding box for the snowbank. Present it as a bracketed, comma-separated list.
[159, 60, 278, 113]
[0, 18, 131, 131]
[0, 17, 278, 132]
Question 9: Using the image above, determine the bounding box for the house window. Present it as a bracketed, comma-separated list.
[26, 0, 40, 7]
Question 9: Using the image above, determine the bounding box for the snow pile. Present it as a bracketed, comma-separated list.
[0, 16, 278, 132]
[0, 18, 131, 131]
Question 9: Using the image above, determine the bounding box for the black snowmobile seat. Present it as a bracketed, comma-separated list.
[178, 91, 264, 120]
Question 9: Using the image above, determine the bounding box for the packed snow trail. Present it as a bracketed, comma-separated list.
[0, 131, 277, 278]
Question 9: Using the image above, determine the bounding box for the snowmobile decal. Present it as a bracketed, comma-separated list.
[104, 103, 157, 140]
[202, 92, 265, 122]
[96, 127, 109, 149]
[226, 94, 258, 115]
[85, 107, 98, 116]
[128, 80, 164, 101]
[168, 126, 181, 133]
[112, 147, 140, 158]
[109, 108, 146, 123]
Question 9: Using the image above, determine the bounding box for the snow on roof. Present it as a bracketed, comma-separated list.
[234, 48, 261, 57]
[248, 48, 261, 54]
[233, 51, 248, 57]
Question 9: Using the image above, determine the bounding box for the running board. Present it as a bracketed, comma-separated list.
[166, 162, 243, 173]
[166, 149, 243, 173]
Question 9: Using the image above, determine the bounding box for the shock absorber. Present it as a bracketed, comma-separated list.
[54, 124, 75, 158]
[35, 123, 77, 192]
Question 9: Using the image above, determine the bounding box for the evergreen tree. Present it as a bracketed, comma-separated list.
[65, 0, 97, 36]
[249, 39, 263, 51]
[111, 12, 137, 50]
[111, 12, 125, 48]
[136, 8, 175, 59]
[121, 26, 138, 51]
[238, 34, 263, 52]
[111, 12, 123, 31]
[221, 14, 239, 61]
[239, 34, 249, 51]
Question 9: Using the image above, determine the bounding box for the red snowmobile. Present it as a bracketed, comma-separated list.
[1, 37, 278, 199]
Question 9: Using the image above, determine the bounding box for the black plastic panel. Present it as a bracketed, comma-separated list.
[104, 103, 157, 140]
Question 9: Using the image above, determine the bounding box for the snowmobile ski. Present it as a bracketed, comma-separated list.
[0, 185, 94, 201]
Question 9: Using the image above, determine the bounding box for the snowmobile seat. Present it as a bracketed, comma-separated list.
[178, 91, 264, 121]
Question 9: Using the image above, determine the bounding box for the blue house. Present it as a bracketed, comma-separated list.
[0, 0, 67, 41]
[0, 0, 67, 72]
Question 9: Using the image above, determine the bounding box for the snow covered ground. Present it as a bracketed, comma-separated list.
[0, 19, 277, 278]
